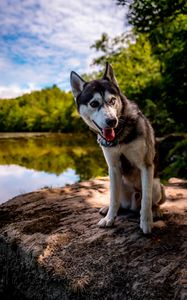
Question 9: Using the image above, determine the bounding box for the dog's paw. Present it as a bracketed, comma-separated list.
[140, 217, 153, 234]
[98, 216, 115, 228]
[153, 206, 163, 219]
[99, 206, 109, 216]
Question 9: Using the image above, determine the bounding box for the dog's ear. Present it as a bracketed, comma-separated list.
[103, 62, 119, 87]
[70, 71, 86, 98]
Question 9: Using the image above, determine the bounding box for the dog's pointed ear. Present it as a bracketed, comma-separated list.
[102, 62, 118, 87]
[70, 71, 86, 98]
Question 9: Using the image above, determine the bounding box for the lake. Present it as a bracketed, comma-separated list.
[0, 133, 107, 204]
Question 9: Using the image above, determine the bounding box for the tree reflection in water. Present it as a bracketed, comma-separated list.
[0, 133, 107, 203]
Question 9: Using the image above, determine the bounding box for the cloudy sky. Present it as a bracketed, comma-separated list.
[0, 0, 128, 98]
[0, 164, 79, 203]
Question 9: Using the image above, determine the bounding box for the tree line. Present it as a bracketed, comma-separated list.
[0, 85, 85, 132]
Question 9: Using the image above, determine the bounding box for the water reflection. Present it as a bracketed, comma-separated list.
[0, 165, 79, 204]
[0, 133, 107, 203]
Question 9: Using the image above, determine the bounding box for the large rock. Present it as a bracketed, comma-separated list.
[0, 177, 187, 300]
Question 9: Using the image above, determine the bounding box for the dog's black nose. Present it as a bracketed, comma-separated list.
[106, 118, 117, 127]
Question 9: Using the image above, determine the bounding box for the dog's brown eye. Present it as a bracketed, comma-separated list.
[110, 97, 116, 105]
[90, 101, 100, 108]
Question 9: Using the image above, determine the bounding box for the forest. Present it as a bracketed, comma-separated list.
[0, 0, 186, 178]
[0, 86, 78, 132]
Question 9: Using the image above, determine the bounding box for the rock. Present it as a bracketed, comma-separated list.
[0, 177, 187, 300]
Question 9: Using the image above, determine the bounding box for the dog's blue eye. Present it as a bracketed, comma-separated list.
[90, 101, 100, 108]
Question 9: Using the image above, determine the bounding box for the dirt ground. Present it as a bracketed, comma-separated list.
[0, 177, 186, 300]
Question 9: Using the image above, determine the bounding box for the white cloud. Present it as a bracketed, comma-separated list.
[0, 164, 79, 204]
[0, 85, 30, 99]
[0, 0, 128, 98]
[0, 83, 38, 99]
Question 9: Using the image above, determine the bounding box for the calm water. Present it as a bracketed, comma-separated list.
[0, 133, 107, 203]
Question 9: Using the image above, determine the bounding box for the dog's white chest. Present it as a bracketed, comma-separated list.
[102, 138, 146, 168]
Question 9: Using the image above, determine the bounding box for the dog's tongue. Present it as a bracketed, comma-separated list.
[102, 128, 115, 141]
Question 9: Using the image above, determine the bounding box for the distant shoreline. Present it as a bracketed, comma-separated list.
[0, 132, 74, 139]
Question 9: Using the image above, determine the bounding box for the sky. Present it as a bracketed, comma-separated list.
[0, 0, 128, 99]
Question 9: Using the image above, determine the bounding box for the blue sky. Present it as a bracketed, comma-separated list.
[0, 0, 127, 98]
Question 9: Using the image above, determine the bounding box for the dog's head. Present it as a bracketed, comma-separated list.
[70, 62, 124, 142]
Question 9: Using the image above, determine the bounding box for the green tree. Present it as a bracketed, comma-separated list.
[117, 0, 187, 132]
[0, 86, 85, 132]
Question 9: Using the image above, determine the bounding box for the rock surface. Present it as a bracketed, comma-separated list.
[0, 177, 187, 300]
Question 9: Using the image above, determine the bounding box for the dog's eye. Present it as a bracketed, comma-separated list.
[90, 101, 100, 108]
[110, 97, 116, 105]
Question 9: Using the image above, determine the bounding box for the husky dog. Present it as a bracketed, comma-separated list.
[70, 62, 165, 234]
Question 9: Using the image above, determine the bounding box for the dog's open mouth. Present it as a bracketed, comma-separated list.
[92, 120, 116, 142]
[102, 128, 115, 142]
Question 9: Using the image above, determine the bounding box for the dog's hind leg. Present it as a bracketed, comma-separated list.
[99, 178, 141, 217]
[119, 179, 132, 209]
[99, 178, 133, 216]
[152, 179, 166, 218]
[99, 206, 109, 216]
[100, 177, 142, 216]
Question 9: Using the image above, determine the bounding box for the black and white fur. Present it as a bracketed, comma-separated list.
[70, 63, 165, 234]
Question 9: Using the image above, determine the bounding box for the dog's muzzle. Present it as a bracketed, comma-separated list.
[92, 120, 116, 142]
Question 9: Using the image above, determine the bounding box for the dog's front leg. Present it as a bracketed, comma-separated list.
[140, 165, 154, 234]
[98, 165, 121, 228]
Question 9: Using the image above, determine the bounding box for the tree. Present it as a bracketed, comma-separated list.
[0, 86, 85, 132]
[117, 0, 186, 33]
[117, 0, 187, 132]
